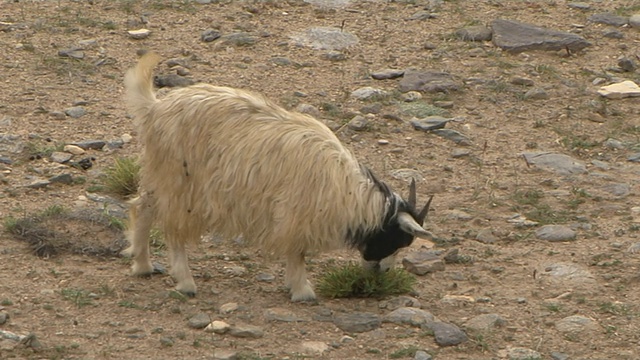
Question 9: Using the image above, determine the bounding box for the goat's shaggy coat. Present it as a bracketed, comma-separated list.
[123, 53, 433, 301]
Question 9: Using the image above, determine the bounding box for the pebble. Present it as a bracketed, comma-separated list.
[63, 145, 85, 155]
[228, 324, 264, 338]
[64, 107, 86, 119]
[427, 321, 468, 346]
[128, 29, 151, 39]
[219, 302, 238, 314]
[535, 225, 576, 242]
[347, 115, 369, 131]
[205, 320, 230, 334]
[384, 307, 436, 327]
[333, 312, 381, 333]
[188, 313, 211, 329]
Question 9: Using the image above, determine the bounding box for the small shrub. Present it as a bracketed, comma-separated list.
[103, 157, 140, 198]
[317, 262, 416, 298]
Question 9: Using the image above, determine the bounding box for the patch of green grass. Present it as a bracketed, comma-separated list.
[525, 204, 570, 225]
[560, 134, 598, 151]
[513, 189, 544, 206]
[317, 262, 416, 298]
[24, 141, 63, 159]
[543, 302, 562, 312]
[399, 101, 448, 118]
[103, 157, 140, 198]
[1, 298, 13, 306]
[61, 288, 94, 308]
[598, 301, 631, 316]
[389, 345, 420, 359]
[40, 56, 96, 77]
[118, 300, 142, 309]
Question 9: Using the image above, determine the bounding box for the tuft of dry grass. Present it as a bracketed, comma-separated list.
[103, 157, 140, 198]
[317, 262, 416, 299]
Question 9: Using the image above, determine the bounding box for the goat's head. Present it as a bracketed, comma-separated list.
[359, 178, 434, 272]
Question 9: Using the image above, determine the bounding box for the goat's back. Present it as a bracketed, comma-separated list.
[137, 84, 385, 256]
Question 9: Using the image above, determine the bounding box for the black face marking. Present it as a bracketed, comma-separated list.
[347, 165, 425, 263]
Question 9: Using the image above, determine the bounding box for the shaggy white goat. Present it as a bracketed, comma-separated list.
[122, 52, 434, 301]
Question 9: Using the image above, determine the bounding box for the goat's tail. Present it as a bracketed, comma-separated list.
[124, 52, 162, 119]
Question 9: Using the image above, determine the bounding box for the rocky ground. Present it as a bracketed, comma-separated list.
[1, 0, 640, 359]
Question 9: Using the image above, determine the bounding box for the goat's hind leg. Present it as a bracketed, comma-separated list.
[285, 252, 316, 302]
[166, 232, 198, 297]
[122, 194, 154, 276]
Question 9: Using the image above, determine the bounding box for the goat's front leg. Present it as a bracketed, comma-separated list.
[285, 252, 316, 302]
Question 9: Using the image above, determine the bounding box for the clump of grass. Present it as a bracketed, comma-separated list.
[317, 262, 416, 298]
[399, 101, 448, 118]
[61, 288, 93, 308]
[103, 157, 140, 198]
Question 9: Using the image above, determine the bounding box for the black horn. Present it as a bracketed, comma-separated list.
[417, 195, 434, 224]
[408, 178, 417, 209]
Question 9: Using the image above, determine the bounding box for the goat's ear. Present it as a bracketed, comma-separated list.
[398, 212, 434, 240]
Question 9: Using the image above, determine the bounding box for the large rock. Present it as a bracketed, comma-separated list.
[522, 152, 587, 175]
[598, 81, 640, 99]
[491, 19, 591, 53]
[333, 312, 381, 333]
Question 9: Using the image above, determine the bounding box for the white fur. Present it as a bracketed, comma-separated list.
[123, 53, 389, 301]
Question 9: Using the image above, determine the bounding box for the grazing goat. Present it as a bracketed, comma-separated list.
[122, 52, 435, 301]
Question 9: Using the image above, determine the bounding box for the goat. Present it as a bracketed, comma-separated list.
[122, 52, 435, 301]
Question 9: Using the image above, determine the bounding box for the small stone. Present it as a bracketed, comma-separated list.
[0, 312, 8, 325]
[58, 48, 84, 59]
[455, 25, 493, 41]
[377, 139, 389, 145]
[26, 180, 50, 189]
[402, 251, 445, 275]
[511, 77, 534, 86]
[599, 80, 640, 99]
[505, 347, 542, 360]
[384, 307, 436, 327]
[350, 87, 387, 100]
[219, 302, 238, 314]
[427, 321, 468, 346]
[348, 115, 369, 131]
[523, 87, 548, 100]
[64, 106, 86, 118]
[402, 91, 423, 102]
[464, 314, 506, 332]
[205, 320, 230, 334]
[299, 341, 329, 355]
[410, 116, 452, 131]
[371, 69, 405, 80]
[213, 349, 238, 360]
[50, 152, 72, 164]
[128, 29, 151, 39]
[618, 57, 637, 72]
[49, 173, 73, 185]
[255, 272, 275, 282]
[535, 225, 576, 242]
[72, 140, 106, 150]
[475, 228, 497, 244]
[414, 350, 433, 360]
[63, 144, 85, 155]
[333, 312, 381, 333]
[322, 51, 347, 61]
[201, 29, 222, 42]
[630, 14, 640, 28]
[188, 313, 211, 329]
[228, 324, 264, 338]
[568, 2, 590, 10]
[159, 337, 174, 347]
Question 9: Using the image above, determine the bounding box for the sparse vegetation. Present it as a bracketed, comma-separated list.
[61, 288, 94, 308]
[317, 262, 416, 298]
[102, 157, 140, 198]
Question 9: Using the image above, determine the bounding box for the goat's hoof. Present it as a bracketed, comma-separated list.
[290, 288, 317, 302]
[177, 289, 197, 298]
[131, 262, 154, 277]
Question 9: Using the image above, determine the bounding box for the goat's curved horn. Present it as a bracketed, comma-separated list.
[408, 178, 417, 209]
[398, 212, 433, 240]
[417, 195, 434, 224]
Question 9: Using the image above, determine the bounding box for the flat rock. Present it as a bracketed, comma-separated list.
[523, 87, 548, 100]
[380, 296, 421, 311]
[351, 87, 386, 100]
[475, 228, 498, 244]
[588, 13, 628, 27]
[72, 140, 106, 150]
[410, 116, 453, 131]
[201, 29, 222, 42]
[228, 324, 264, 338]
[213, 349, 238, 360]
[384, 307, 437, 327]
[264, 308, 307, 322]
[154, 74, 195, 88]
[333, 312, 381, 333]
[491, 19, 591, 53]
[371, 69, 405, 80]
[455, 25, 492, 41]
[63, 144, 85, 155]
[426, 321, 468, 346]
[188, 313, 211, 329]
[205, 320, 230, 334]
[64, 106, 86, 118]
[540, 262, 596, 286]
[58, 48, 84, 59]
[522, 152, 587, 175]
[555, 315, 600, 335]
[290, 27, 358, 50]
[597, 81, 640, 99]
[128, 29, 151, 39]
[399, 70, 461, 93]
[50, 151, 72, 164]
[535, 225, 576, 242]
[297, 341, 329, 355]
[218, 32, 258, 47]
[219, 302, 238, 314]
[431, 129, 471, 145]
[568, 2, 590, 10]
[347, 115, 369, 130]
[402, 250, 444, 275]
[464, 314, 506, 332]
[503, 347, 542, 360]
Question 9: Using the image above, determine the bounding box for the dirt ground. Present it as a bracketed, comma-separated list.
[1, 0, 640, 359]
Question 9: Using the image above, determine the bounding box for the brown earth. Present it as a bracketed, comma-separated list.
[1, 1, 640, 359]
